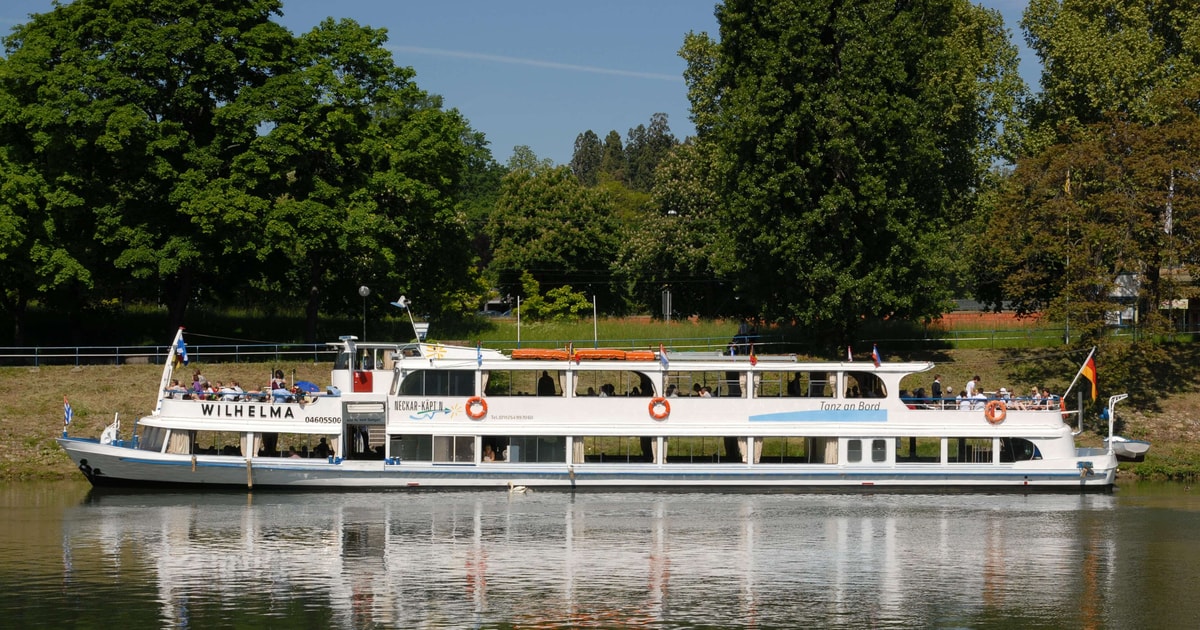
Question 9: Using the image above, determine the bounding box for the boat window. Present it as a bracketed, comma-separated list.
[433, 435, 475, 463]
[334, 351, 351, 370]
[665, 436, 740, 463]
[1000, 437, 1041, 462]
[484, 369, 571, 396]
[757, 436, 810, 463]
[573, 370, 656, 397]
[871, 439, 887, 462]
[895, 437, 942, 463]
[663, 371, 744, 398]
[948, 438, 993, 463]
[754, 371, 834, 397]
[576, 436, 656, 463]
[847, 439, 863, 463]
[844, 371, 887, 398]
[398, 370, 475, 396]
[390, 434, 434, 461]
[479, 436, 566, 463]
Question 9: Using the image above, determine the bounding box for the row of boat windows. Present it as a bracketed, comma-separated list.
[398, 369, 887, 399]
[423, 435, 1040, 465]
[147, 428, 1040, 465]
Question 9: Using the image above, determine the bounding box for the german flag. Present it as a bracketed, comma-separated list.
[1081, 354, 1098, 400]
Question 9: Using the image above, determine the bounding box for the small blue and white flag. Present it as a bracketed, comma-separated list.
[476, 341, 483, 368]
[64, 396, 73, 426]
[176, 336, 189, 366]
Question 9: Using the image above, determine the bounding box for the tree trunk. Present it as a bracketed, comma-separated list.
[304, 266, 322, 344]
[165, 268, 194, 333]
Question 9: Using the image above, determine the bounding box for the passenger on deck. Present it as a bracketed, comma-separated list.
[700, 386, 713, 398]
[965, 375, 980, 397]
[957, 392, 971, 411]
[313, 437, 332, 458]
[971, 390, 988, 411]
[931, 375, 943, 400]
[482, 444, 495, 462]
[787, 374, 803, 397]
[666, 384, 678, 397]
[167, 379, 187, 399]
[271, 370, 292, 402]
[537, 371, 556, 396]
[693, 383, 702, 397]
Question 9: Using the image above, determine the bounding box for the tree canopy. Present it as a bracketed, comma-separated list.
[684, 0, 1025, 342]
[0, 0, 481, 342]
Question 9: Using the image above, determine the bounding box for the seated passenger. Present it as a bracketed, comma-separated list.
[665, 384, 678, 398]
[957, 392, 970, 411]
[482, 444, 495, 462]
[313, 437, 332, 458]
[166, 379, 187, 399]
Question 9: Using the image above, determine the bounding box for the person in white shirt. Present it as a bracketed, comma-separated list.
[965, 375, 980, 397]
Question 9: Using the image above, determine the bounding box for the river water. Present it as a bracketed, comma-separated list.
[2, 480, 1198, 629]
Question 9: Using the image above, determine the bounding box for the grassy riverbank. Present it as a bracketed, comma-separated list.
[4, 345, 1198, 481]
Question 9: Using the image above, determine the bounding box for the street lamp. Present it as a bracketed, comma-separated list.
[358, 285, 370, 341]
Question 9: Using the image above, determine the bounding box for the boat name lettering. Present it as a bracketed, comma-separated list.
[304, 416, 341, 424]
[199, 403, 295, 419]
[819, 402, 882, 411]
[394, 400, 445, 412]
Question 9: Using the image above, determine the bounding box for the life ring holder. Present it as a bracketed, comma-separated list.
[649, 397, 670, 420]
[465, 396, 488, 420]
[984, 400, 1007, 425]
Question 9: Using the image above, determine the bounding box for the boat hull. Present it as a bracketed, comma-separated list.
[59, 438, 1117, 492]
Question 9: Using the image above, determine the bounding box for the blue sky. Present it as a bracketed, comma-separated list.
[2, 1, 1034, 166]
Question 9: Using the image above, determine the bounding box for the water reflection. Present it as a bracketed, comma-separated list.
[5, 483, 1200, 627]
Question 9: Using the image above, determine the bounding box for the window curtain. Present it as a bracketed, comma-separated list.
[166, 429, 193, 455]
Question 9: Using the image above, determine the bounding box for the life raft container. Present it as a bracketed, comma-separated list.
[510, 348, 571, 361]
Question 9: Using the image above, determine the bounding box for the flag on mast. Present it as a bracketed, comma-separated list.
[871, 344, 881, 368]
[1081, 353, 1098, 400]
[847, 346, 852, 362]
[64, 396, 73, 426]
[749, 344, 758, 366]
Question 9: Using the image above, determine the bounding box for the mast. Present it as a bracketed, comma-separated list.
[153, 327, 186, 415]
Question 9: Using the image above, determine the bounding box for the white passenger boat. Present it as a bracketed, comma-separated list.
[57, 328, 1117, 491]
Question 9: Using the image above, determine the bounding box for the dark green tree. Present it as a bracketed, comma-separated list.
[625, 113, 678, 193]
[0, 0, 294, 335]
[685, 0, 1025, 343]
[484, 165, 620, 310]
[599, 131, 627, 185]
[570, 130, 604, 186]
[215, 18, 477, 341]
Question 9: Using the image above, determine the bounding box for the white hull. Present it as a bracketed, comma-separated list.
[59, 437, 1116, 491]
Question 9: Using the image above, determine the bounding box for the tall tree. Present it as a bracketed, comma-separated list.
[570, 130, 604, 186]
[625, 113, 678, 192]
[0, 0, 293, 333]
[485, 166, 620, 309]
[211, 18, 476, 341]
[1023, 0, 1200, 137]
[685, 0, 1025, 343]
[599, 131, 627, 184]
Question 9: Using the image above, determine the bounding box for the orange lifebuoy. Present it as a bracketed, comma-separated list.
[649, 397, 670, 420]
[465, 396, 487, 420]
[984, 400, 1007, 425]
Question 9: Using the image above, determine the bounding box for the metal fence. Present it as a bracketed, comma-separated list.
[0, 342, 337, 368]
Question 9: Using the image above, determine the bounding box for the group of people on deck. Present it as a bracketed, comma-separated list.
[908, 374, 1058, 410]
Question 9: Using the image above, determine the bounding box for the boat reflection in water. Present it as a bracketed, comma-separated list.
[61, 491, 1119, 627]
